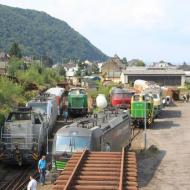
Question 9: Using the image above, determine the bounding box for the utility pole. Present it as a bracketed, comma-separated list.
[144, 100, 147, 150]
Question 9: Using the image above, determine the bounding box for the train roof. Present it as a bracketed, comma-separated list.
[46, 87, 65, 97]
[56, 125, 92, 137]
[55, 109, 130, 136]
[27, 93, 56, 104]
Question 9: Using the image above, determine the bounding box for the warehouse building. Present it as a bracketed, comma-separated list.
[120, 69, 185, 86]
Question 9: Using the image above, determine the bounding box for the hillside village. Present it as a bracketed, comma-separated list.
[1, 52, 190, 88]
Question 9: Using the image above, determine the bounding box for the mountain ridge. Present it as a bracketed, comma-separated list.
[0, 4, 108, 62]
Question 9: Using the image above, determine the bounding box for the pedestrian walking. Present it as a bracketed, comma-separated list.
[38, 155, 47, 185]
[27, 175, 37, 190]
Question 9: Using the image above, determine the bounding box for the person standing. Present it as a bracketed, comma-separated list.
[105, 142, 111, 152]
[38, 155, 47, 185]
[27, 175, 37, 190]
[187, 93, 189, 102]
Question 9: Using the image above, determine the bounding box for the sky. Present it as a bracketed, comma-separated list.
[0, 0, 190, 63]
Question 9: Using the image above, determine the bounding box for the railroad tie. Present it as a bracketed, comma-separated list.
[52, 150, 138, 190]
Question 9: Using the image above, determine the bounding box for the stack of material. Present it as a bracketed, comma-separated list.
[52, 149, 138, 190]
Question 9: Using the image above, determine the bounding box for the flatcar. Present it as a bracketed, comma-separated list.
[68, 87, 88, 116]
[0, 107, 48, 165]
[130, 94, 154, 128]
[27, 93, 58, 134]
[110, 88, 135, 109]
[52, 109, 132, 170]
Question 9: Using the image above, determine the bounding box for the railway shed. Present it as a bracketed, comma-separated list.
[52, 149, 138, 190]
[121, 68, 185, 86]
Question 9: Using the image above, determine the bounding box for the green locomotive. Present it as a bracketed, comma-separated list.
[68, 88, 88, 116]
[130, 94, 154, 127]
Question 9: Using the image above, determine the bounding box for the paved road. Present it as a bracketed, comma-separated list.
[138, 102, 190, 190]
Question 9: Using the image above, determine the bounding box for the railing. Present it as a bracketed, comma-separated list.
[1, 134, 38, 149]
[63, 149, 88, 190]
[119, 147, 125, 190]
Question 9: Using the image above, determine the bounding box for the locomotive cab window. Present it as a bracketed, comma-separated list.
[133, 95, 140, 101]
[7, 112, 31, 121]
[32, 114, 41, 124]
[56, 136, 90, 152]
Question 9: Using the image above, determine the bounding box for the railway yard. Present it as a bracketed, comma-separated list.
[137, 101, 190, 190]
[0, 100, 189, 189]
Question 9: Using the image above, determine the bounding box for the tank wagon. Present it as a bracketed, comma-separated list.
[131, 94, 154, 128]
[52, 109, 132, 170]
[46, 87, 65, 116]
[0, 107, 49, 165]
[27, 93, 58, 134]
[68, 87, 88, 116]
[110, 88, 135, 109]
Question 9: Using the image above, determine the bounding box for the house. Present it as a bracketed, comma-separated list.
[63, 62, 78, 78]
[97, 62, 104, 72]
[22, 56, 33, 64]
[101, 55, 125, 75]
[83, 60, 99, 74]
[0, 52, 9, 74]
[106, 71, 121, 83]
[151, 61, 176, 69]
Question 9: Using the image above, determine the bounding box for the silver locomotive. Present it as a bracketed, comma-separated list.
[0, 107, 49, 165]
[52, 109, 132, 170]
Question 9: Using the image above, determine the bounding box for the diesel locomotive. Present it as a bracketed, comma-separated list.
[68, 87, 88, 116]
[0, 107, 49, 165]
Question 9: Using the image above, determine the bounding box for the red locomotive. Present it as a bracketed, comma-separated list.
[110, 88, 135, 109]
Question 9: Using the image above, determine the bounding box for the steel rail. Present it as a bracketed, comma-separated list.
[119, 147, 125, 190]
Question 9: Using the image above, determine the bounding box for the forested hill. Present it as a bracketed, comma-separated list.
[0, 4, 108, 62]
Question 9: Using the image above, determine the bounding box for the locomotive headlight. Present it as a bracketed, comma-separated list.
[71, 131, 77, 136]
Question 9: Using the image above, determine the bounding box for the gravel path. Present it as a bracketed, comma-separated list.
[138, 102, 190, 190]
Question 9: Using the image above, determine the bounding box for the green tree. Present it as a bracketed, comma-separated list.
[75, 68, 82, 77]
[9, 42, 22, 58]
[135, 60, 145, 67]
[57, 65, 66, 76]
[122, 57, 128, 65]
[8, 58, 25, 76]
[42, 56, 54, 68]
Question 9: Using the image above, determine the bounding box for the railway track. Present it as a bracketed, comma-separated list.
[52, 148, 138, 190]
[0, 166, 39, 190]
